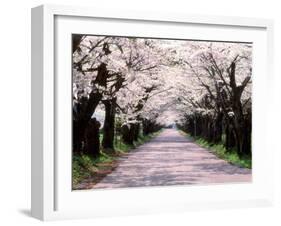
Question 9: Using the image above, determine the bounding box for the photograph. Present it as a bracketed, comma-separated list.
[72, 34, 252, 190]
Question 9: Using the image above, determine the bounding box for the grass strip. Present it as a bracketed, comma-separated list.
[179, 130, 251, 169]
[72, 130, 162, 189]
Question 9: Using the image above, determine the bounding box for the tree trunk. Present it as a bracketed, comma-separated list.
[242, 111, 252, 156]
[213, 113, 223, 143]
[142, 119, 150, 135]
[73, 92, 102, 153]
[224, 122, 236, 150]
[133, 123, 140, 141]
[72, 34, 84, 53]
[84, 118, 101, 157]
[102, 98, 116, 150]
[121, 123, 135, 145]
[228, 62, 252, 156]
[232, 99, 245, 156]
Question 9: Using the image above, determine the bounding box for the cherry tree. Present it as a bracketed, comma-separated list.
[73, 35, 127, 154]
[176, 41, 252, 156]
[72, 35, 168, 151]
[72, 35, 253, 157]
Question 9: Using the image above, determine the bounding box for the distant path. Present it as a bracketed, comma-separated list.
[92, 129, 251, 189]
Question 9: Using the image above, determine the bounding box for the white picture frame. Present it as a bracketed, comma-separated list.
[31, 4, 274, 221]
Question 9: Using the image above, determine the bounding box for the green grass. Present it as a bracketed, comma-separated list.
[114, 130, 162, 153]
[180, 131, 252, 169]
[72, 130, 162, 187]
[72, 151, 117, 186]
[72, 154, 97, 185]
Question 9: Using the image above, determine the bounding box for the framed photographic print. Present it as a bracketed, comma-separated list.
[31, 4, 274, 221]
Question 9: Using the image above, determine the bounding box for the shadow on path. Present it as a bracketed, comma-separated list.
[83, 129, 251, 189]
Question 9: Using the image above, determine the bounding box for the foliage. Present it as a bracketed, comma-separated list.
[73, 36, 252, 130]
[72, 34, 252, 176]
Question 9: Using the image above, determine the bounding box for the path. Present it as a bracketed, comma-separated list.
[92, 129, 251, 189]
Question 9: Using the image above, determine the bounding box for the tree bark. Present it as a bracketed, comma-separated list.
[73, 92, 102, 153]
[72, 35, 84, 53]
[213, 113, 223, 143]
[121, 123, 135, 145]
[242, 110, 252, 155]
[224, 122, 236, 150]
[84, 118, 101, 157]
[102, 98, 117, 150]
[133, 123, 140, 141]
[227, 62, 251, 156]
